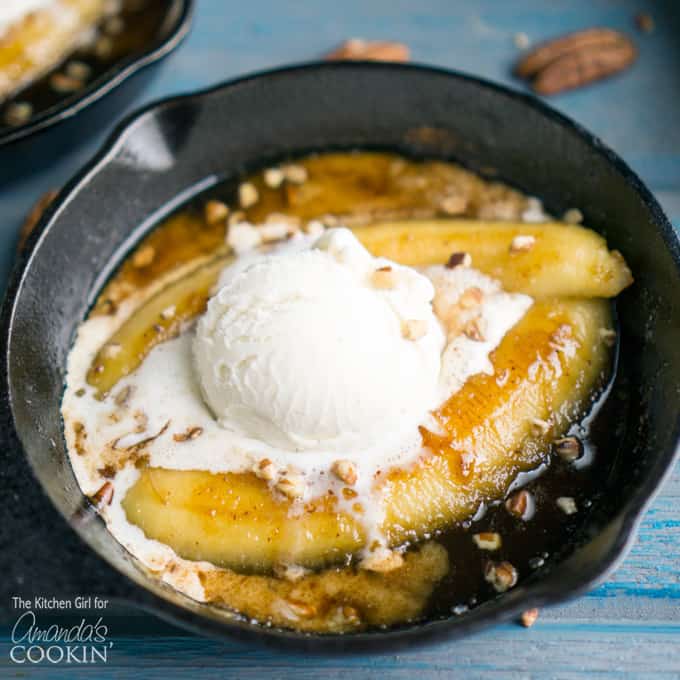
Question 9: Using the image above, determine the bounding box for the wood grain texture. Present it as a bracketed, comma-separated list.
[0, 0, 678, 677]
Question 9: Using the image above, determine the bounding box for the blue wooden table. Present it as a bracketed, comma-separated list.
[1, 1, 679, 677]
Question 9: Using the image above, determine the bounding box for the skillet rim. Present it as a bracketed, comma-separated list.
[2, 60, 680, 652]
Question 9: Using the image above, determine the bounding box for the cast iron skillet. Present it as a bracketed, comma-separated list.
[0, 0, 194, 148]
[1, 63, 679, 652]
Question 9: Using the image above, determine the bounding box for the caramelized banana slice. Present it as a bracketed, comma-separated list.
[122, 298, 612, 571]
[352, 220, 633, 298]
[87, 256, 229, 396]
[88, 220, 629, 394]
[0, 0, 106, 101]
[124, 469, 365, 570]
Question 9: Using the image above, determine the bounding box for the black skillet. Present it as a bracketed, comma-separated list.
[1, 63, 679, 652]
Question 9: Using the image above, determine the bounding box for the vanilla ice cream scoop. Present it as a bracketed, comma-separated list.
[193, 228, 444, 453]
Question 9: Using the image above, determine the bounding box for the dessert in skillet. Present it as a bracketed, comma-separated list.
[62, 153, 633, 633]
[0, 0, 168, 127]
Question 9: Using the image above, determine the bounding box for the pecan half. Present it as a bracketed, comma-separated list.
[515, 28, 636, 96]
[325, 39, 410, 62]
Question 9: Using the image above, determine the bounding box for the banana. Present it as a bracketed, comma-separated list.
[88, 220, 630, 395]
[0, 0, 105, 101]
[352, 220, 632, 298]
[122, 298, 613, 571]
[87, 255, 229, 396]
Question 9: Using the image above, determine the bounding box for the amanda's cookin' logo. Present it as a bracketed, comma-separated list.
[9, 597, 113, 665]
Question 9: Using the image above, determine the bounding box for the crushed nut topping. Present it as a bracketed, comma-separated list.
[553, 436, 583, 462]
[273, 563, 309, 582]
[91, 481, 114, 508]
[446, 251, 472, 269]
[97, 464, 117, 479]
[496, 368, 510, 387]
[521, 608, 539, 627]
[304, 220, 326, 237]
[331, 604, 361, 627]
[440, 194, 468, 215]
[473, 532, 502, 551]
[360, 547, 404, 573]
[505, 489, 534, 520]
[402, 319, 428, 341]
[282, 164, 308, 184]
[484, 560, 518, 593]
[276, 598, 317, 621]
[276, 472, 306, 500]
[173, 426, 204, 442]
[94, 35, 114, 58]
[263, 167, 285, 188]
[238, 182, 259, 208]
[258, 222, 290, 242]
[50, 72, 83, 93]
[253, 458, 277, 482]
[227, 222, 261, 254]
[160, 305, 176, 320]
[458, 286, 484, 309]
[562, 208, 583, 224]
[331, 459, 358, 486]
[132, 244, 155, 268]
[509, 234, 536, 253]
[4, 101, 33, 126]
[463, 317, 487, 342]
[371, 266, 397, 289]
[556, 496, 578, 515]
[599, 327, 617, 346]
[228, 210, 246, 227]
[65, 60, 91, 81]
[204, 200, 229, 224]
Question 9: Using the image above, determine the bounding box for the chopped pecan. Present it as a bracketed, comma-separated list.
[446, 251, 472, 269]
[520, 608, 539, 627]
[360, 547, 404, 573]
[331, 459, 358, 486]
[204, 199, 229, 224]
[553, 435, 583, 462]
[91, 482, 114, 508]
[505, 489, 535, 520]
[173, 426, 204, 442]
[484, 560, 518, 593]
[473, 532, 502, 551]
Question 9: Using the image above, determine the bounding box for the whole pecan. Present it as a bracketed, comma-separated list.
[515, 28, 636, 95]
[325, 39, 410, 62]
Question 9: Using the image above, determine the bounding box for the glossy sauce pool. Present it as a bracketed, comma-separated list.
[77, 151, 623, 629]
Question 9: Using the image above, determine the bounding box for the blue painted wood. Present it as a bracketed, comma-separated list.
[1, 0, 678, 677]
